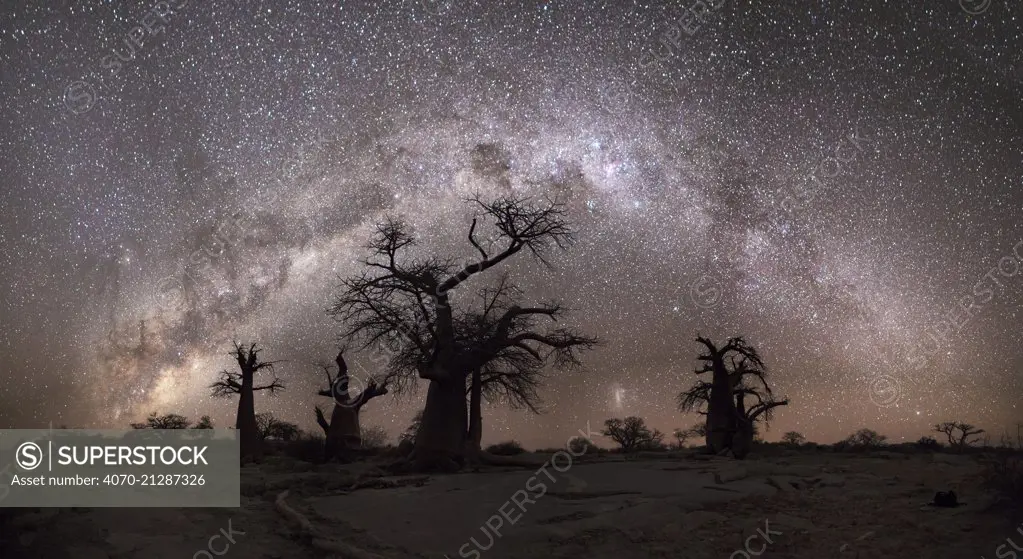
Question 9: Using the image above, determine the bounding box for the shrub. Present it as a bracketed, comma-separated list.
[569, 437, 600, 455]
[981, 452, 1023, 510]
[255, 412, 300, 441]
[360, 425, 389, 449]
[485, 440, 526, 456]
[280, 433, 327, 463]
[916, 436, 942, 451]
[399, 410, 423, 444]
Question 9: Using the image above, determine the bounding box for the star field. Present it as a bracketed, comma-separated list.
[0, 0, 1020, 448]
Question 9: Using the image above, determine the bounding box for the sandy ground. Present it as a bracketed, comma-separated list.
[0, 449, 1016, 558]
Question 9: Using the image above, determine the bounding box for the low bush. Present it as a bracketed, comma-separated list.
[278, 433, 327, 463]
[485, 440, 527, 456]
[916, 436, 943, 451]
[981, 452, 1023, 510]
[569, 437, 601, 455]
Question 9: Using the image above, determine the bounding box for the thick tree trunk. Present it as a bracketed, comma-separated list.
[413, 376, 467, 472]
[324, 404, 362, 460]
[464, 368, 483, 464]
[733, 417, 754, 459]
[705, 362, 736, 454]
[237, 373, 261, 462]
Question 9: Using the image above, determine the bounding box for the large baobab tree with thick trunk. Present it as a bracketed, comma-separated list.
[678, 336, 787, 458]
[329, 195, 594, 471]
[313, 349, 388, 460]
[210, 342, 284, 461]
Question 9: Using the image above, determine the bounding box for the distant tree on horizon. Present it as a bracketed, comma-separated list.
[192, 415, 214, 429]
[781, 431, 806, 446]
[129, 412, 191, 429]
[256, 412, 299, 441]
[916, 435, 942, 450]
[601, 416, 660, 453]
[672, 428, 690, 449]
[933, 421, 985, 450]
[840, 428, 888, 449]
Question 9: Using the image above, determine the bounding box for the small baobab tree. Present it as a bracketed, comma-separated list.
[210, 342, 284, 461]
[678, 336, 788, 458]
[329, 194, 594, 471]
[933, 421, 985, 450]
[313, 349, 388, 460]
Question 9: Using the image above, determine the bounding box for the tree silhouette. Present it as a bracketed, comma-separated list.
[455, 279, 597, 464]
[330, 194, 592, 471]
[687, 422, 708, 439]
[130, 412, 191, 429]
[781, 431, 805, 446]
[255, 412, 299, 441]
[209, 342, 284, 461]
[933, 421, 985, 450]
[672, 428, 690, 449]
[192, 415, 214, 429]
[839, 428, 887, 449]
[601, 416, 660, 453]
[679, 336, 788, 458]
[313, 349, 388, 460]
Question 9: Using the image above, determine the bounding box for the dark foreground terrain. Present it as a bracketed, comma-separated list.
[1, 449, 1018, 559]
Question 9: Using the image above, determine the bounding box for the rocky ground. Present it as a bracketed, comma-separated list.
[0, 448, 1017, 558]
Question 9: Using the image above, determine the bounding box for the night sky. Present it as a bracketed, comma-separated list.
[1, 0, 1020, 449]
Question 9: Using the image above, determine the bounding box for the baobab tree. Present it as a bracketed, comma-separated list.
[313, 349, 388, 460]
[455, 279, 597, 464]
[678, 336, 788, 458]
[329, 194, 595, 471]
[210, 342, 284, 461]
[933, 421, 985, 450]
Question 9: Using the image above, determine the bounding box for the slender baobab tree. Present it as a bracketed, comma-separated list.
[678, 336, 787, 458]
[453, 279, 597, 464]
[329, 194, 595, 471]
[313, 349, 389, 460]
[210, 342, 284, 461]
